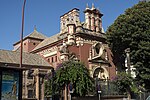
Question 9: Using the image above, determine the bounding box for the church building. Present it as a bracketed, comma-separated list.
[13, 4, 116, 100]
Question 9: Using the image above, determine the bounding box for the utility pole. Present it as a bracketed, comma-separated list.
[20, 0, 26, 68]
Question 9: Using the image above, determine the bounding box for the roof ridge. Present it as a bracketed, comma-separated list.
[13, 29, 48, 46]
[31, 33, 62, 52]
[26, 29, 48, 39]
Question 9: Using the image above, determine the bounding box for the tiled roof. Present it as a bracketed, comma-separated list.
[13, 29, 48, 46]
[25, 29, 47, 40]
[32, 33, 67, 52]
[0, 49, 50, 67]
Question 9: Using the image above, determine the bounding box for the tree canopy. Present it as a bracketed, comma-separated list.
[106, 1, 150, 91]
[55, 61, 94, 96]
[45, 60, 94, 97]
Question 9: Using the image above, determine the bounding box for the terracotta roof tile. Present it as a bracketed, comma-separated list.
[32, 33, 67, 51]
[0, 49, 50, 67]
[26, 29, 47, 40]
[13, 29, 48, 46]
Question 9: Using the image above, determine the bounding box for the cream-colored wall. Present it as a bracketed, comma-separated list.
[22, 69, 49, 100]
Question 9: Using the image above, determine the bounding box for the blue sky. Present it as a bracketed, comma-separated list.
[0, 0, 139, 50]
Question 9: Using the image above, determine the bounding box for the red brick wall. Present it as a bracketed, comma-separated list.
[68, 43, 92, 68]
[13, 39, 42, 52]
[27, 39, 42, 52]
[68, 43, 116, 79]
[106, 65, 116, 79]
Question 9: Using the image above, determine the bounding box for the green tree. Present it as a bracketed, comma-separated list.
[44, 70, 58, 97]
[113, 72, 137, 99]
[44, 60, 94, 97]
[106, 1, 150, 91]
[55, 60, 94, 96]
[44, 79, 52, 97]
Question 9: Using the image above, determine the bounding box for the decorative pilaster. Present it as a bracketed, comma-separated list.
[91, 16, 96, 31]
[67, 24, 75, 45]
[34, 69, 40, 100]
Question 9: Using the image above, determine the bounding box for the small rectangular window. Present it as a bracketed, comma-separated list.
[55, 56, 57, 62]
[47, 58, 50, 62]
[27, 70, 33, 79]
[33, 43, 36, 45]
[52, 57, 54, 63]
[28, 90, 34, 98]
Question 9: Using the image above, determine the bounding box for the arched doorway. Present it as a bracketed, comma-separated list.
[93, 67, 109, 80]
[93, 66, 110, 95]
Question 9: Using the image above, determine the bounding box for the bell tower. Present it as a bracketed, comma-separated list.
[84, 4, 103, 33]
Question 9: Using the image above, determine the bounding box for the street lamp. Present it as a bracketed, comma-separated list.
[20, 0, 26, 68]
[97, 83, 101, 100]
[69, 83, 73, 100]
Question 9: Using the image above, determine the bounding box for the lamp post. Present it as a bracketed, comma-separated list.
[19, 1, 26, 100]
[69, 83, 73, 100]
[97, 83, 101, 100]
[20, 0, 26, 68]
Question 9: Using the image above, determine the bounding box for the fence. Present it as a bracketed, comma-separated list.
[97, 79, 150, 100]
[135, 92, 150, 100]
[95, 79, 123, 96]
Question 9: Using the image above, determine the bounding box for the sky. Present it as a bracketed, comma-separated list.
[0, 0, 139, 50]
